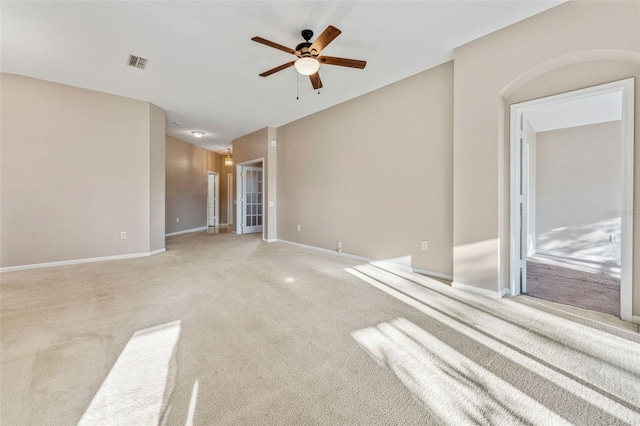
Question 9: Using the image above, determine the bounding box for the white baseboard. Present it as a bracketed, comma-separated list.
[412, 268, 453, 281]
[535, 249, 620, 266]
[277, 239, 371, 263]
[276, 240, 453, 281]
[452, 281, 508, 298]
[372, 261, 412, 273]
[165, 226, 207, 237]
[370, 256, 412, 272]
[633, 315, 640, 325]
[0, 248, 166, 273]
[263, 238, 278, 243]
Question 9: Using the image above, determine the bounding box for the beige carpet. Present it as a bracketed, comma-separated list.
[1, 232, 639, 425]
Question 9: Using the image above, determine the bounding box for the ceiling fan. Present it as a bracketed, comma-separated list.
[251, 26, 367, 90]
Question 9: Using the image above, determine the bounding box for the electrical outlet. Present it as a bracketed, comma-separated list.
[120, 232, 127, 240]
[297, 225, 301, 232]
[421, 240, 428, 250]
[176, 218, 179, 223]
[337, 241, 342, 249]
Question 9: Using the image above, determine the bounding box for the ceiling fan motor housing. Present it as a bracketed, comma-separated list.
[296, 42, 313, 55]
[297, 29, 315, 56]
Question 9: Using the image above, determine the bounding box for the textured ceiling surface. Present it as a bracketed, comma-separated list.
[2, 1, 562, 152]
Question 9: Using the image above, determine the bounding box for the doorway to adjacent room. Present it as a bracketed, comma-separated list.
[510, 78, 634, 321]
[236, 160, 264, 236]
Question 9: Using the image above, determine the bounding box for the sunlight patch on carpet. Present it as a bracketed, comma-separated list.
[353, 317, 571, 425]
[79, 320, 182, 425]
[185, 379, 199, 426]
[346, 265, 640, 423]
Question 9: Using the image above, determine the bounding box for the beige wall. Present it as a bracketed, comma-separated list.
[149, 104, 166, 252]
[233, 128, 268, 164]
[0, 74, 164, 267]
[535, 121, 622, 261]
[453, 0, 640, 308]
[276, 62, 454, 275]
[231, 127, 270, 237]
[165, 135, 221, 234]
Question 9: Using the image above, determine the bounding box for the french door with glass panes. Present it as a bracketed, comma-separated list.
[242, 166, 263, 233]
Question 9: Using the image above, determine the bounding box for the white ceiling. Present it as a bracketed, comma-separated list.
[2, 1, 563, 153]
[526, 91, 622, 133]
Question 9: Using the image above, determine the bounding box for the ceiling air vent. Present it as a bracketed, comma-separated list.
[127, 54, 148, 69]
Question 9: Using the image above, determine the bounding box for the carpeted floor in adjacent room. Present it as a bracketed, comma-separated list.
[1, 232, 639, 425]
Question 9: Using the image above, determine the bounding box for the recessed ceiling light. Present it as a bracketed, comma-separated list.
[191, 131, 205, 138]
[174, 121, 181, 125]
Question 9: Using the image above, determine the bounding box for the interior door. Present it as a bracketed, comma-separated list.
[227, 173, 234, 225]
[208, 173, 219, 227]
[242, 166, 263, 234]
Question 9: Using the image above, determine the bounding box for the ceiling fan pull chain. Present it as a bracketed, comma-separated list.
[296, 71, 299, 100]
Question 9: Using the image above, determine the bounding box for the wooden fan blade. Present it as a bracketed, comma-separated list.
[309, 26, 341, 55]
[309, 72, 323, 90]
[259, 61, 296, 77]
[251, 36, 298, 56]
[319, 56, 366, 69]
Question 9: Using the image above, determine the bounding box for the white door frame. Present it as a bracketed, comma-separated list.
[207, 172, 219, 227]
[509, 78, 635, 322]
[227, 172, 234, 226]
[236, 158, 265, 238]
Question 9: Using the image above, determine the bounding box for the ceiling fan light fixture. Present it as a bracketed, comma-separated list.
[191, 131, 205, 138]
[294, 57, 320, 75]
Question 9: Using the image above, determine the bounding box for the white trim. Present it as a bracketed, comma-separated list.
[207, 171, 220, 227]
[219, 222, 229, 226]
[227, 172, 234, 226]
[619, 78, 635, 322]
[509, 103, 522, 296]
[372, 260, 413, 273]
[0, 249, 166, 273]
[277, 240, 454, 281]
[527, 124, 537, 257]
[236, 157, 266, 237]
[452, 281, 508, 299]
[412, 268, 453, 281]
[510, 78, 634, 322]
[632, 316, 640, 325]
[165, 226, 207, 237]
[534, 249, 620, 266]
[277, 239, 371, 263]
[263, 238, 277, 243]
